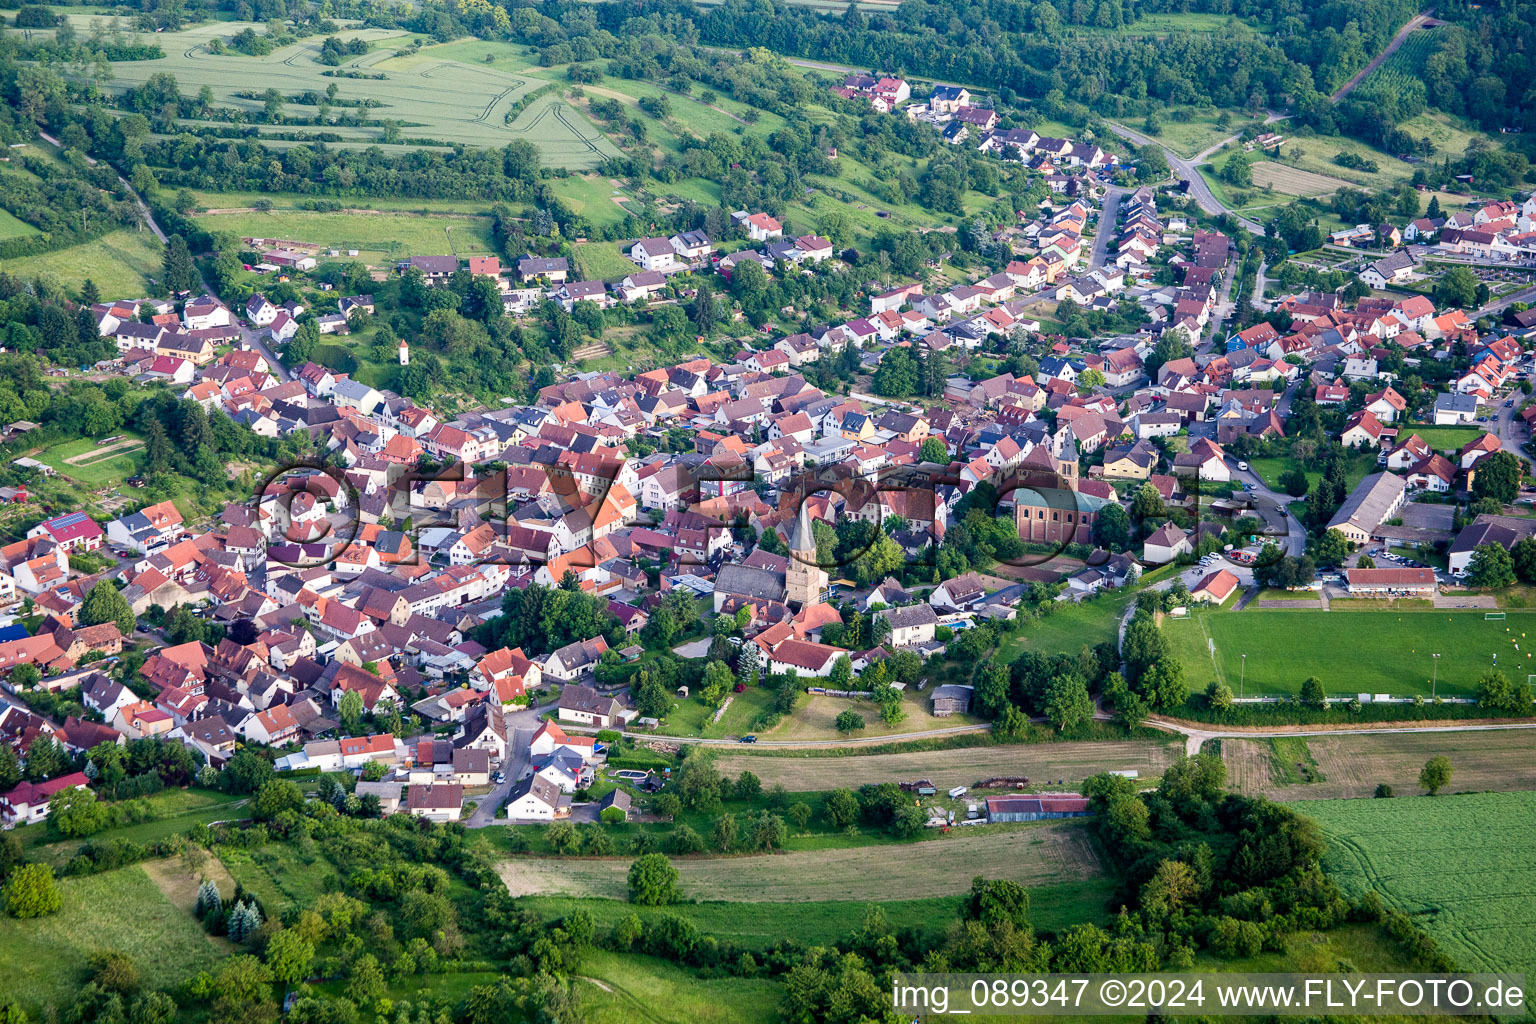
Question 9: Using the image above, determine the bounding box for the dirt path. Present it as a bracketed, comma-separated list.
[1147, 714, 1536, 756]
[65, 437, 143, 465]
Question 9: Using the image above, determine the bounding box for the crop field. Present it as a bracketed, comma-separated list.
[1164, 608, 1536, 697]
[1, 228, 164, 297]
[88, 24, 620, 167]
[1249, 161, 1354, 197]
[0, 864, 226, 1015]
[1361, 27, 1439, 97]
[1225, 728, 1536, 800]
[715, 737, 1180, 791]
[190, 207, 497, 262]
[1300, 792, 1536, 975]
[499, 820, 1102, 902]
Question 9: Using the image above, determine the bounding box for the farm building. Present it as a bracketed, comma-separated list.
[930, 684, 973, 716]
[985, 794, 1089, 823]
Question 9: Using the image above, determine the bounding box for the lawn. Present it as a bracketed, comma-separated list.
[1164, 607, 1536, 697]
[573, 241, 643, 281]
[1300, 791, 1536, 976]
[1225, 728, 1536, 800]
[714, 736, 1181, 791]
[0, 864, 226, 1015]
[2, 228, 165, 297]
[1247, 450, 1378, 496]
[498, 819, 1102, 902]
[1400, 424, 1486, 453]
[997, 589, 1138, 664]
[31, 433, 145, 488]
[190, 208, 497, 262]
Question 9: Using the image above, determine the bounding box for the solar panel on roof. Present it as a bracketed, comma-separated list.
[49, 511, 89, 529]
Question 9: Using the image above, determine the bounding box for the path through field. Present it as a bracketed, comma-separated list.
[499, 822, 1101, 902]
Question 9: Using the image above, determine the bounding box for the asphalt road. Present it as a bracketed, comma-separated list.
[1103, 123, 1264, 235]
[1088, 186, 1125, 271]
[39, 130, 293, 383]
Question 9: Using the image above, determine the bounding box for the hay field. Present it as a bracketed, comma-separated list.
[715, 738, 1180, 792]
[1250, 161, 1354, 197]
[499, 821, 1102, 902]
[1225, 729, 1536, 800]
[90, 23, 620, 166]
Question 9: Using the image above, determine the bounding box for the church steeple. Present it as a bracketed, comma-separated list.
[785, 501, 826, 610]
[790, 500, 816, 560]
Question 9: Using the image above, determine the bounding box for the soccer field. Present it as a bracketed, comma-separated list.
[1164, 608, 1536, 697]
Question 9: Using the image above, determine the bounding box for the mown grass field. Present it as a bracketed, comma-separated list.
[1, 228, 164, 297]
[714, 737, 1181, 791]
[190, 207, 497, 261]
[1225, 729, 1536, 800]
[523, 876, 1119, 951]
[1165, 608, 1536, 697]
[1249, 160, 1354, 197]
[762, 688, 988, 741]
[499, 820, 1102, 902]
[1301, 792, 1536, 976]
[15, 788, 246, 868]
[0, 864, 226, 1015]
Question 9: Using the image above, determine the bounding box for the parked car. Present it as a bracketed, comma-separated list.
[738, 734, 757, 743]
